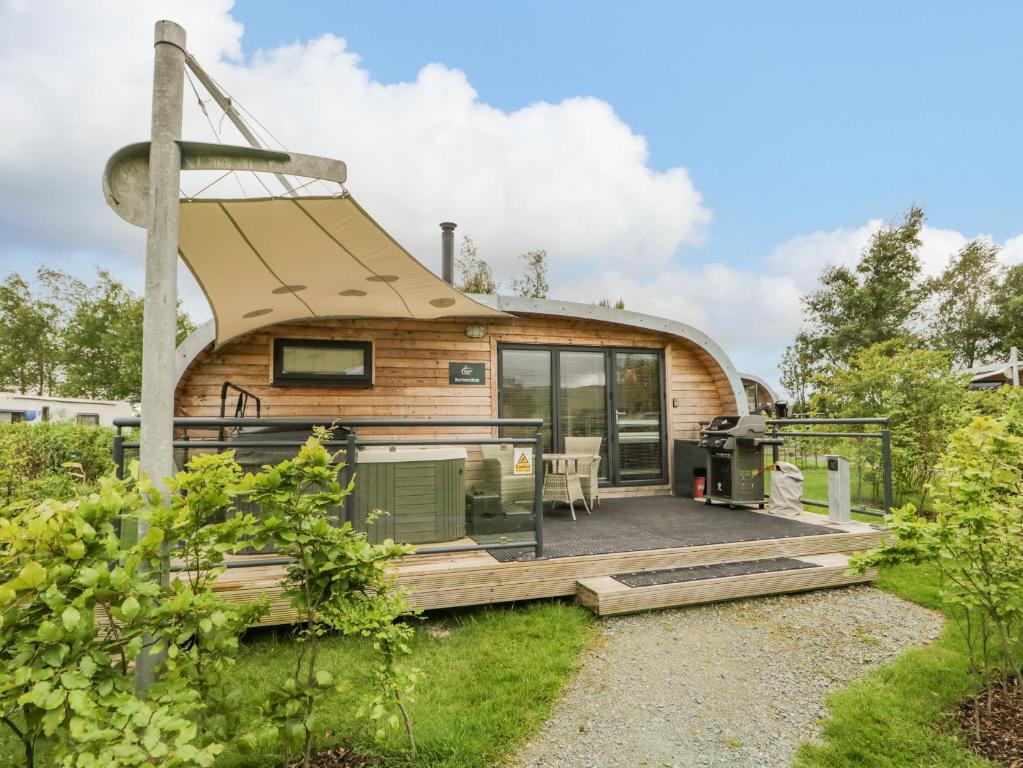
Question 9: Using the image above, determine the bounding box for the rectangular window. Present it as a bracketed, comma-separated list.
[76, 413, 100, 426]
[273, 339, 372, 387]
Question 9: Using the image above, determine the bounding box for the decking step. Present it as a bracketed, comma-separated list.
[575, 553, 876, 616]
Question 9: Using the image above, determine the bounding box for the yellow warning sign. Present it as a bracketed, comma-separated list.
[513, 446, 533, 475]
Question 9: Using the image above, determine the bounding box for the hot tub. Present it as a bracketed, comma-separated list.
[353, 447, 467, 545]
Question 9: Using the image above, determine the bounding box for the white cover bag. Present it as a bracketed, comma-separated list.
[768, 462, 804, 517]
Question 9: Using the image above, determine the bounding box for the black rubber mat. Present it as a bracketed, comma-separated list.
[612, 556, 820, 588]
[478, 496, 837, 562]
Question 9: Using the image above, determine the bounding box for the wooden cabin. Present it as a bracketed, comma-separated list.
[162, 199, 881, 619]
[174, 295, 745, 497]
[100, 113, 878, 621]
[172, 293, 881, 619]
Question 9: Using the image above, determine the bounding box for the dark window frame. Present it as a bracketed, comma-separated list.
[76, 413, 101, 426]
[272, 338, 373, 388]
[497, 343, 668, 486]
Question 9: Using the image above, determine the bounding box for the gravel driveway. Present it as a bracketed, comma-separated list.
[510, 586, 943, 768]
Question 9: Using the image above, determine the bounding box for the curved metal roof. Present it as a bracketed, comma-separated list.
[175, 295, 748, 414]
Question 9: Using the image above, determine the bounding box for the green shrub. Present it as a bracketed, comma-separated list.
[854, 388, 1023, 700]
[0, 422, 115, 505]
[239, 430, 419, 767]
[1, 434, 419, 768]
[0, 474, 221, 768]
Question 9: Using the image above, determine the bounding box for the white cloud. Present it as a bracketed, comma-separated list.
[563, 219, 1023, 399]
[0, 0, 709, 321]
[1, 2, 1020, 404]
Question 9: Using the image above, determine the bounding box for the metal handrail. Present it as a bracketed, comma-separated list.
[113, 417, 545, 430]
[218, 381, 262, 440]
[113, 416, 546, 560]
[765, 417, 892, 516]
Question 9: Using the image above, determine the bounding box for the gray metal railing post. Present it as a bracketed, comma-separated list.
[344, 427, 358, 525]
[880, 428, 894, 514]
[771, 426, 779, 464]
[534, 431, 545, 558]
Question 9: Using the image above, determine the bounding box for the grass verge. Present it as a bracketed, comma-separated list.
[794, 562, 993, 768]
[222, 599, 594, 768]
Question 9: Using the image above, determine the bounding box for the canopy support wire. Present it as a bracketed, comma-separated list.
[185, 68, 256, 201]
[190, 170, 234, 199]
[249, 171, 276, 197]
[184, 52, 346, 199]
[184, 52, 297, 197]
[218, 74, 345, 198]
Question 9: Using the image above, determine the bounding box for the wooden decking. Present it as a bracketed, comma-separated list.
[209, 504, 886, 625]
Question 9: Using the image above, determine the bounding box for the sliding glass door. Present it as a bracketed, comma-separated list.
[498, 345, 665, 485]
[612, 351, 664, 483]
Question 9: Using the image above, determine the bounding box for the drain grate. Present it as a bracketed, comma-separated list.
[612, 557, 820, 588]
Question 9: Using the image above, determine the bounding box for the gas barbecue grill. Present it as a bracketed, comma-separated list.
[698, 414, 780, 508]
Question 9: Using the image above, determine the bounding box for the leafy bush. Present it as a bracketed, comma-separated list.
[1, 434, 418, 768]
[855, 387, 1023, 705]
[239, 431, 419, 766]
[0, 474, 221, 768]
[136, 453, 270, 746]
[0, 422, 115, 505]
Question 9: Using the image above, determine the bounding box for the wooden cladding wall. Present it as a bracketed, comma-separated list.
[175, 314, 736, 484]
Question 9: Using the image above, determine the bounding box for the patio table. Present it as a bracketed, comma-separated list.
[542, 453, 591, 519]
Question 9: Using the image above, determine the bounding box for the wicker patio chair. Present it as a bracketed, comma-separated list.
[542, 456, 589, 520]
[564, 435, 602, 509]
[480, 444, 535, 505]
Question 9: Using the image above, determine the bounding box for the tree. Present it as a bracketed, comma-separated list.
[801, 206, 925, 365]
[0, 475, 223, 768]
[61, 271, 194, 403]
[239, 432, 417, 767]
[811, 339, 967, 506]
[510, 249, 549, 299]
[0, 272, 63, 395]
[0, 268, 195, 402]
[455, 235, 497, 295]
[597, 297, 625, 309]
[991, 263, 1023, 357]
[779, 333, 816, 413]
[924, 239, 1001, 368]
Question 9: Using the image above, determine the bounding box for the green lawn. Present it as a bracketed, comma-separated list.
[222, 600, 594, 768]
[793, 551, 993, 766]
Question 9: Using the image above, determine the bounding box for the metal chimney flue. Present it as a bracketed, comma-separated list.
[440, 222, 456, 285]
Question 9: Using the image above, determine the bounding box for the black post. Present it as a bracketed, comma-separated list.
[533, 431, 545, 558]
[880, 428, 894, 514]
[344, 427, 358, 525]
[112, 433, 126, 545]
[113, 433, 125, 480]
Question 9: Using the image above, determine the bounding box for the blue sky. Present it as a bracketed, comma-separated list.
[1, 1, 1020, 390]
[234, 0, 1023, 268]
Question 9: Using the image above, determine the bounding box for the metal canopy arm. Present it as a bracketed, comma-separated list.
[102, 140, 348, 227]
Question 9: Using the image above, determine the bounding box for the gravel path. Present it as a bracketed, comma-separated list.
[511, 586, 943, 768]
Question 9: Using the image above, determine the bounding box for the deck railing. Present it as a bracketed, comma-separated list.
[764, 417, 892, 517]
[112, 416, 546, 562]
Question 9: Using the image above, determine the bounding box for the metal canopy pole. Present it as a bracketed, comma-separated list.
[135, 19, 186, 695]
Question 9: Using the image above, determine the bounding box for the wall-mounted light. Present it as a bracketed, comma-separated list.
[465, 325, 487, 339]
